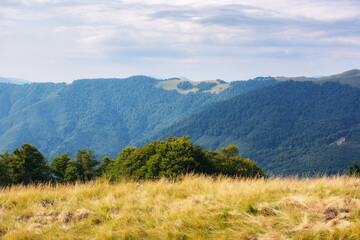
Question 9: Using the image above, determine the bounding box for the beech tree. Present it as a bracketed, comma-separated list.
[74, 148, 100, 181]
[51, 153, 71, 183]
[11, 143, 50, 185]
[103, 135, 266, 180]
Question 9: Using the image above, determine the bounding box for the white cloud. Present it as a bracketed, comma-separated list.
[0, 0, 359, 82]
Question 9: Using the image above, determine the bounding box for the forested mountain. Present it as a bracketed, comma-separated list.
[157, 81, 360, 175]
[0, 76, 276, 157]
[1, 70, 359, 176]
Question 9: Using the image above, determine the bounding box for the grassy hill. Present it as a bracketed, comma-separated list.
[1, 176, 360, 239]
[157, 81, 360, 175]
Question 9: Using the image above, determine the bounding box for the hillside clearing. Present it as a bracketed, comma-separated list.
[156, 79, 230, 94]
[1, 176, 360, 239]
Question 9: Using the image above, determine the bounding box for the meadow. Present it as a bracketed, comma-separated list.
[1, 175, 360, 239]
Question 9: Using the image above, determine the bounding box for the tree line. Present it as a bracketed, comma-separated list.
[0, 135, 266, 186]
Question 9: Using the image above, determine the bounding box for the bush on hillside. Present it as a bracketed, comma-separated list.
[0, 137, 266, 185]
[0, 143, 51, 185]
[103, 135, 266, 180]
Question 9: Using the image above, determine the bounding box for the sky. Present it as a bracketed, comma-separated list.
[0, 0, 359, 82]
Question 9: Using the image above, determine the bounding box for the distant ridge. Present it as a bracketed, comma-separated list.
[0, 77, 31, 85]
[275, 69, 360, 88]
[324, 69, 360, 79]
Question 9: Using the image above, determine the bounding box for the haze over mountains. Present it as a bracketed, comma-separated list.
[0, 69, 359, 175]
[0, 77, 31, 85]
[275, 69, 360, 88]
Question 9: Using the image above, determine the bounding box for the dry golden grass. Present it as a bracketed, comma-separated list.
[1, 175, 360, 239]
[156, 79, 229, 94]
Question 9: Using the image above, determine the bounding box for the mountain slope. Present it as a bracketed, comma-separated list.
[0, 76, 276, 157]
[157, 81, 360, 175]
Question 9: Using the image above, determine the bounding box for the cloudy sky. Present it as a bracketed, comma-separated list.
[0, 0, 359, 82]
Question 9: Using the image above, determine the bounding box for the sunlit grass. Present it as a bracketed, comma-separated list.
[1, 175, 360, 239]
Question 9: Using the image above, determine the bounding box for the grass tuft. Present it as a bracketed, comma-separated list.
[1, 175, 360, 239]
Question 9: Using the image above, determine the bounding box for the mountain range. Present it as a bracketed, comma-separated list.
[0, 69, 359, 175]
[0, 76, 275, 157]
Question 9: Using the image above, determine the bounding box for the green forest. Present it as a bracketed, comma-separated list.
[158, 81, 360, 175]
[0, 136, 265, 186]
[0, 76, 276, 158]
[1, 74, 360, 176]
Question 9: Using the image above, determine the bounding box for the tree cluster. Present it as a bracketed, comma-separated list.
[0, 143, 100, 185]
[177, 81, 194, 90]
[102, 135, 266, 180]
[0, 136, 266, 186]
[177, 81, 218, 92]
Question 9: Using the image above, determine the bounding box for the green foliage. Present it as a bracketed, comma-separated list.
[208, 145, 266, 177]
[51, 150, 101, 183]
[74, 149, 100, 181]
[10, 143, 50, 185]
[0, 140, 262, 185]
[346, 160, 360, 177]
[159, 81, 360, 175]
[104, 135, 265, 180]
[64, 161, 78, 183]
[51, 153, 71, 182]
[0, 77, 276, 158]
[99, 156, 114, 175]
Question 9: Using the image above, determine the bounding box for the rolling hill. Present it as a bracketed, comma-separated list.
[1, 70, 359, 175]
[0, 76, 276, 158]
